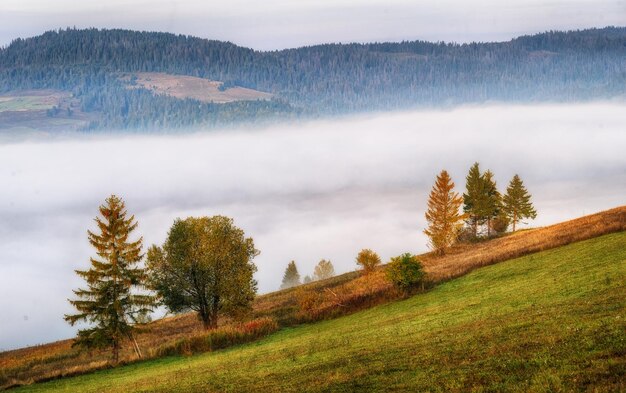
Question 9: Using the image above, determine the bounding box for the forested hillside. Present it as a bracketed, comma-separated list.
[1, 27, 625, 130]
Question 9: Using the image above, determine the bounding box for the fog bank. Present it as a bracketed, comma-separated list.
[1, 102, 625, 350]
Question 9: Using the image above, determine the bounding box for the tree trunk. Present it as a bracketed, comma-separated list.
[209, 295, 220, 329]
[200, 302, 219, 329]
[199, 307, 212, 330]
[112, 341, 120, 364]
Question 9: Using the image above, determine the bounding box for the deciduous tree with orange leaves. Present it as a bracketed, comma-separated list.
[424, 170, 465, 255]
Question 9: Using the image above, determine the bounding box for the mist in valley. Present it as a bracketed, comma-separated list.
[1, 102, 625, 350]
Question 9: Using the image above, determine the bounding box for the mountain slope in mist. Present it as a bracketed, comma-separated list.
[0, 27, 625, 131]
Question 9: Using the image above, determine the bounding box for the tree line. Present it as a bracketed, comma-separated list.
[2, 27, 625, 129]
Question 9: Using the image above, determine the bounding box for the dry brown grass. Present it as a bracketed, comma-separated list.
[294, 270, 399, 322]
[1, 206, 624, 389]
[120, 72, 273, 103]
[421, 206, 626, 282]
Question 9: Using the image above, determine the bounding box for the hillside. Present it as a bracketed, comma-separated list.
[0, 27, 625, 131]
[1, 206, 624, 389]
[0, 90, 94, 138]
[13, 230, 626, 392]
[121, 73, 273, 103]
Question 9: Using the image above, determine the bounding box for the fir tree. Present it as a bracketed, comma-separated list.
[313, 259, 335, 281]
[482, 170, 502, 237]
[303, 275, 312, 284]
[424, 170, 465, 255]
[280, 261, 301, 289]
[502, 174, 537, 231]
[463, 162, 487, 237]
[64, 195, 154, 363]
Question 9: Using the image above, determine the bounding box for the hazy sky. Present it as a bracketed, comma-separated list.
[1, 103, 625, 350]
[0, 0, 624, 49]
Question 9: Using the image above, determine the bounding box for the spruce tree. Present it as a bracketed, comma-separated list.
[424, 170, 465, 255]
[502, 174, 537, 231]
[482, 170, 502, 237]
[280, 261, 301, 289]
[64, 195, 154, 363]
[463, 162, 487, 237]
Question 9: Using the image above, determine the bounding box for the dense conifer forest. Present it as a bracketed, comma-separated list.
[1, 27, 624, 130]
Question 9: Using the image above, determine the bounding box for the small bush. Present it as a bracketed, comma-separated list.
[386, 253, 426, 293]
[356, 249, 382, 274]
[491, 214, 510, 235]
[457, 226, 479, 243]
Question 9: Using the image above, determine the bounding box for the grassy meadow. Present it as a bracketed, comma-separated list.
[14, 230, 626, 392]
[1, 207, 624, 389]
[0, 90, 92, 137]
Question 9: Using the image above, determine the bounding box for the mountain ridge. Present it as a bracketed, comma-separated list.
[1, 26, 625, 131]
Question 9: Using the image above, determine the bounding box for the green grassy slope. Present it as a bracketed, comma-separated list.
[18, 232, 626, 392]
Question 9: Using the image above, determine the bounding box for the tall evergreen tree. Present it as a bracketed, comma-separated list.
[64, 195, 154, 363]
[502, 174, 537, 231]
[482, 170, 502, 237]
[424, 170, 465, 255]
[463, 162, 487, 237]
[280, 261, 301, 289]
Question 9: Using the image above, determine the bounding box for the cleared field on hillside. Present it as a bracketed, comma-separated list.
[0, 90, 92, 136]
[14, 231, 626, 392]
[121, 72, 273, 103]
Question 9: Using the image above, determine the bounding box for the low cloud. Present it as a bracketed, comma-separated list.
[1, 102, 625, 350]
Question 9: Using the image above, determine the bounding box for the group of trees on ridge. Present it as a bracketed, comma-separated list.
[424, 164, 536, 255]
[281, 163, 536, 291]
[280, 249, 384, 290]
[280, 259, 336, 289]
[1, 27, 625, 130]
[66, 166, 535, 362]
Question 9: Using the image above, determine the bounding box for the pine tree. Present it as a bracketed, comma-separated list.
[303, 275, 312, 284]
[463, 162, 488, 237]
[482, 170, 502, 237]
[313, 259, 335, 281]
[424, 170, 465, 255]
[280, 261, 301, 289]
[64, 195, 154, 363]
[502, 174, 537, 231]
